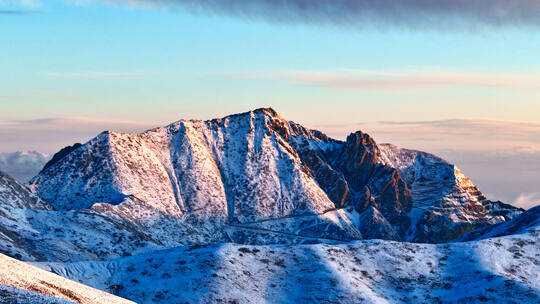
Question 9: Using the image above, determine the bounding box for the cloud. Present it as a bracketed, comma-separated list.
[0, 0, 41, 12]
[228, 70, 540, 92]
[0, 117, 156, 154]
[6, 118, 59, 125]
[513, 192, 540, 210]
[0, 151, 50, 183]
[0, 9, 28, 14]
[1, 116, 154, 129]
[42, 71, 152, 79]
[101, 0, 540, 29]
[311, 118, 540, 152]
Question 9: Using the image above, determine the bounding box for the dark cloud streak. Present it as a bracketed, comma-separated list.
[0, 10, 31, 15]
[126, 0, 540, 29]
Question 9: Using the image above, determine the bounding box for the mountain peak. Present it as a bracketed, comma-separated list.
[253, 106, 279, 117]
[28, 109, 523, 244]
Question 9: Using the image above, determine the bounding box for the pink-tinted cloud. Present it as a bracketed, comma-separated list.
[229, 70, 540, 92]
[513, 192, 540, 210]
[0, 117, 155, 154]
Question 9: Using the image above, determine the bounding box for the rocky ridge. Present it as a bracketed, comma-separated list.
[27, 108, 522, 248]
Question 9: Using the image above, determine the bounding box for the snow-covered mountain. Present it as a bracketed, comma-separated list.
[29, 108, 522, 245]
[0, 108, 538, 303]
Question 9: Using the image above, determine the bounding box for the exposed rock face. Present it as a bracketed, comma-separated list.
[340, 131, 380, 189]
[289, 130, 413, 239]
[26, 108, 521, 247]
[298, 150, 349, 208]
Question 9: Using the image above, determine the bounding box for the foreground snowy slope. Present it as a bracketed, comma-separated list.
[0, 253, 133, 304]
[40, 228, 539, 304]
[28, 108, 521, 246]
[0, 284, 74, 304]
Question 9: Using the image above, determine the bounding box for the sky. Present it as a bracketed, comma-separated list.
[1, 0, 539, 208]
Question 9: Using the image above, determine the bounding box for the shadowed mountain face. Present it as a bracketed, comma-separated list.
[25, 108, 522, 247]
[40, 143, 82, 174]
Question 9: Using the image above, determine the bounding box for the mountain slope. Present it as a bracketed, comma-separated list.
[0, 170, 164, 262]
[28, 108, 521, 245]
[378, 144, 523, 242]
[457, 205, 540, 241]
[39, 229, 540, 304]
[0, 252, 133, 304]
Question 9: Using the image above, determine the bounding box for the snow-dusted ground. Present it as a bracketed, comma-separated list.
[0, 253, 133, 304]
[39, 228, 539, 304]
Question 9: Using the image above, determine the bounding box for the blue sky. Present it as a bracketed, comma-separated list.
[2, 0, 540, 123]
[1, 0, 540, 207]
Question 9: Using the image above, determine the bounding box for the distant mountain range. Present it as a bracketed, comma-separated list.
[0, 108, 537, 303]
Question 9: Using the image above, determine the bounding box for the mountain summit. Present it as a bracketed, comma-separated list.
[28, 108, 521, 245]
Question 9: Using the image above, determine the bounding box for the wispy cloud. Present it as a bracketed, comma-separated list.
[227, 70, 540, 92]
[1, 116, 154, 128]
[0, 9, 29, 14]
[0, 0, 41, 12]
[311, 118, 540, 153]
[96, 0, 540, 29]
[42, 71, 152, 79]
[513, 192, 540, 210]
[0, 116, 156, 153]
